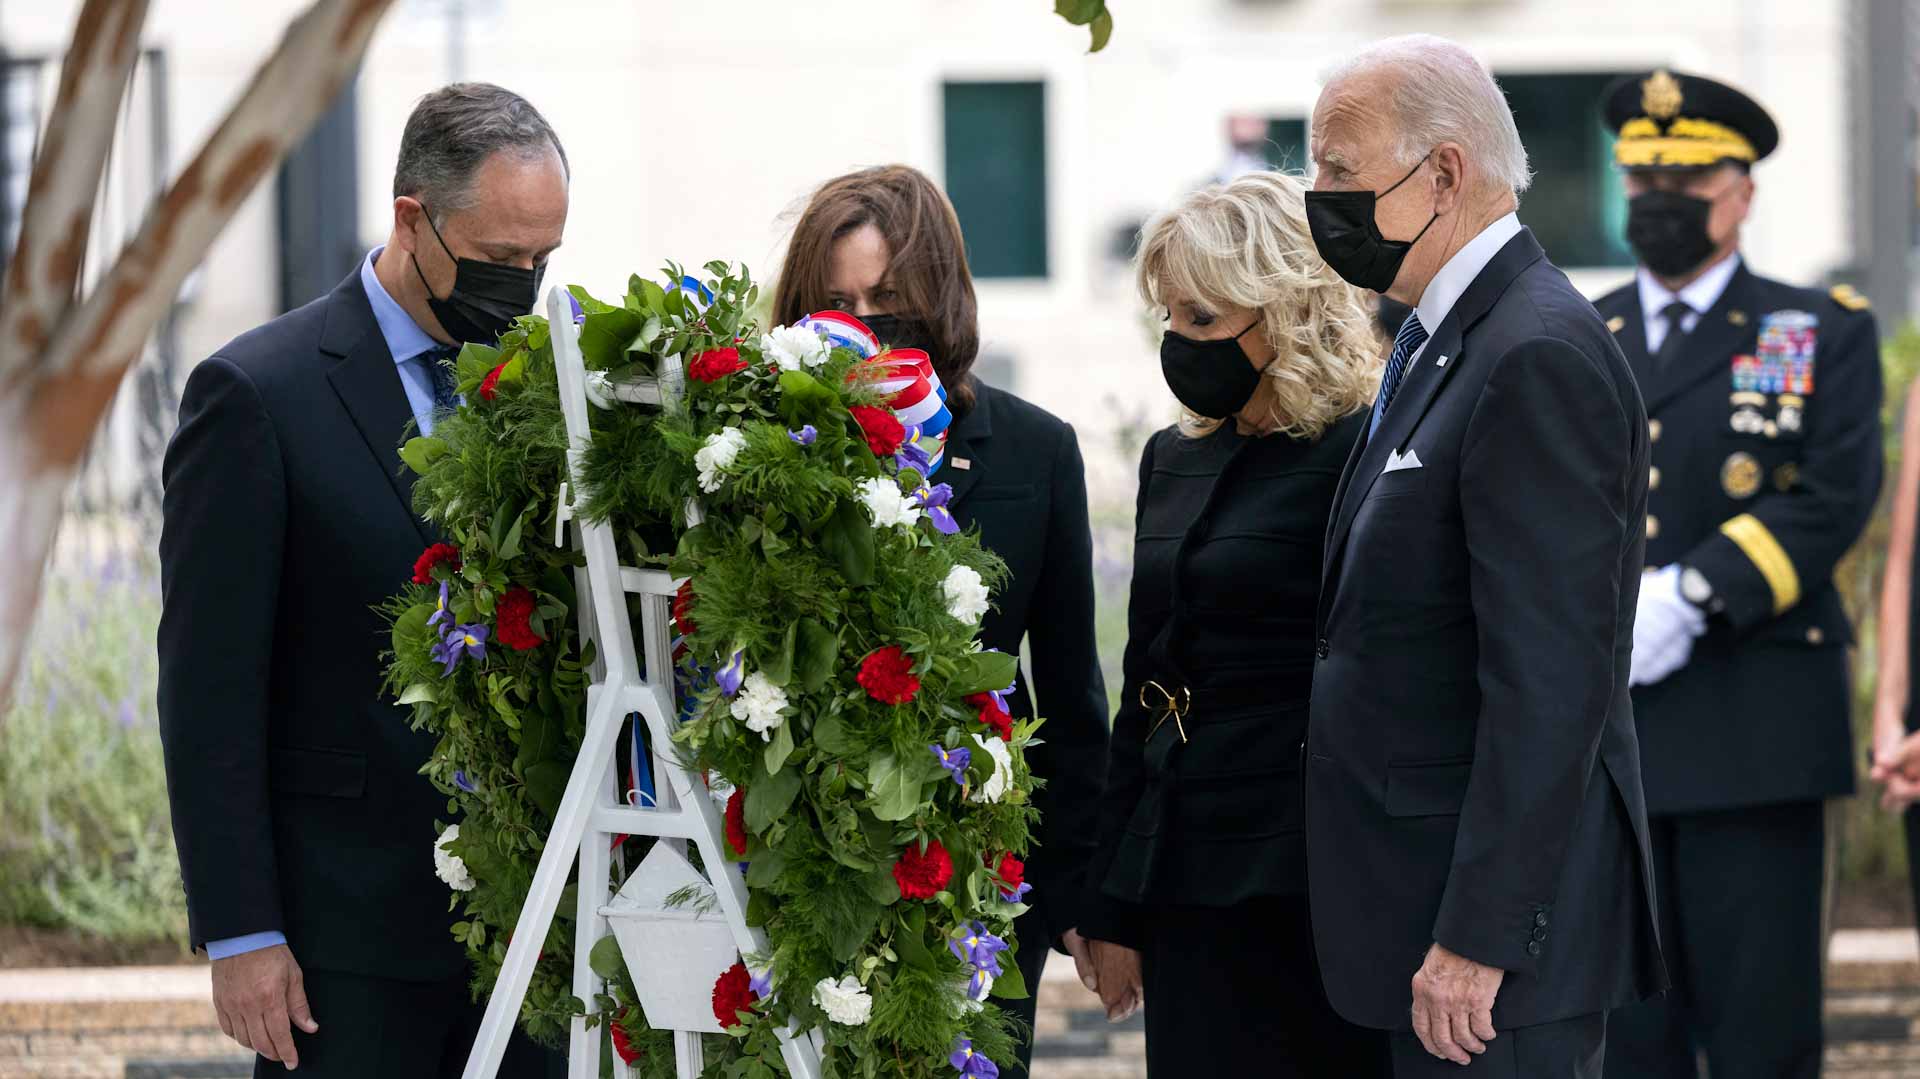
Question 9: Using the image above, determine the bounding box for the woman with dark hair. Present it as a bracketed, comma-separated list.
[773, 165, 1109, 1077]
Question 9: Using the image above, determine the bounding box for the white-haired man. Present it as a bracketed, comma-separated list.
[1304, 35, 1668, 1076]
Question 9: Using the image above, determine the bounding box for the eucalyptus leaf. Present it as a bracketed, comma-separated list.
[819, 499, 876, 587]
[588, 933, 626, 981]
[745, 850, 788, 888]
[744, 766, 803, 832]
[867, 753, 925, 822]
[812, 714, 856, 756]
[763, 721, 795, 775]
[757, 621, 797, 687]
[1087, 9, 1114, 52]
[989, 954, 1031, 1000]
[795, 619, 838, 693]
[398, 436, 448, 477]
[396, 682, 436, 706]
[949, 650, 1020, 696]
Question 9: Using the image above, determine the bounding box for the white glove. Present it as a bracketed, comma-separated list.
[1630, 564, 1707, 687]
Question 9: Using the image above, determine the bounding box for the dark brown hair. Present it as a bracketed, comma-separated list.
[773, 165, 980, 413]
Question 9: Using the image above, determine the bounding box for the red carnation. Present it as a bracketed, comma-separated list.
[857, 646, 920, 705]
[610, 1018, 642, 1065]
[966, 692, 1013, 742]
[992, 852, 1028, 900]
[893, 838, 954, 901]
[411, 542, 461, 584]
[849, 404, 906, 458]
[711, 961, 758, 1028]
[494, 585, 544, 651]
[478, 362, 507, 401]
[724, 787, 749, 858]
[689, 347, 748, 383]
[673, 580, 698, 637]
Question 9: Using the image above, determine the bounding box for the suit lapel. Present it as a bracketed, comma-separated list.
[319, 272, 432, 547]
[1323, 229, 1546, 579]
[938, 378, 993, 507]
[1643, 263, 1759, 415]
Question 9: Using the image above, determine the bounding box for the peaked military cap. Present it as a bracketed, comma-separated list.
[1602, 69, 1779, 169]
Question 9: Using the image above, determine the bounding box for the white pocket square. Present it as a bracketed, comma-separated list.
[1383, 449, 1424, 473]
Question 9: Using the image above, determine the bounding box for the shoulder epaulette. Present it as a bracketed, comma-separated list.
[1830, 283, 1871, 311]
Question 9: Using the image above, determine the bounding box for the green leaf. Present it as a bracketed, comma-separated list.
[830, 901, 883, 961]
[812, 714, 857, 756]
[795, 619, 838, 693]
[989, 953, 1031, 1000]
[818, 498, 876, 587]
[500, 508, 528, 561]
[589, 933, 627, 981]
[396, 682, 436, 706]
[757, 621, 797, 687]
[863, 864, 902, 906]
[1087, 9, 1114, 52]
[579, 307, 646, 369]
[391, 602, 434, 662]
[567, 284, 616, 316]
[775, 370, 839, 424]
[893, 908, 940, 971]
[399, 436, 448, 477]
[455, 342, 504, 383]
[949, 650, 1020, 696]
[763, 721, 795, 775]
[1054, 0, 1103, 24]
[524, 760, 571, 819]
[744, 766, 803, 832]
[744, 850, 788, 888]
[867, 754, 925, 822]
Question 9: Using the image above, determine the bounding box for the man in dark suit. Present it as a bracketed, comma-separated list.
[1592, 71, 1883, 1079]
[157, 84, 568, 1077]
[1303, 35, 1665, 1076]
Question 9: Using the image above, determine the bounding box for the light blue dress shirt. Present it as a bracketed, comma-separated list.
[206, 250, 447, 963]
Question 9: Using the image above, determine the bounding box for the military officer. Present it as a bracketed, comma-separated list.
[1593, 70, 1884, 1079]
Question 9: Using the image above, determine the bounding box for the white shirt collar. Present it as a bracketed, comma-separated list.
[1414, 213, 1523, 334]
[1637, 251, 1741, 321]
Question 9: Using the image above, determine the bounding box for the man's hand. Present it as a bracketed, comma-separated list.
[1087, 939, 1143, 1023]
[1410, 942, 1503, 1065]
[1870, 724, 1920, 812]
[1060, 927, 1098, 993]
[211, 944, 317, 1068]
[1629, 565, 1706, 687]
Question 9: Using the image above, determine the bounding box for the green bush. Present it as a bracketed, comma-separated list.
[0, 558, 187, 945]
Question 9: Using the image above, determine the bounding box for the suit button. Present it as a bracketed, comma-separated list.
[1532, 926, 1548, 942]
[1526, 941, 1543, 958]
[1316, 638, 1330, 660]
[1646, 515, 1660, 540]
[1806, 627, 1825, 645]
[1649, 419, 1662, 442]
[1649, 466, 1661, 490]
[1535, 912, 1549, 928]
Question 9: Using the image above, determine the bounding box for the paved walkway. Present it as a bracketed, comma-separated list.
[3, 930, 1918, 1077]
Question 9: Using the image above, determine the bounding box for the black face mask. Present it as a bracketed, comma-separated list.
[859, 313, 936, 355]
[1304, 154, 1438, 293]
[1626, 190, 1718, 279]
[411, 207, 545, 345]
[1160, 319, 1263, 420]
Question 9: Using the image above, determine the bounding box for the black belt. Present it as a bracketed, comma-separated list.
[1138, 681, 1280, 743]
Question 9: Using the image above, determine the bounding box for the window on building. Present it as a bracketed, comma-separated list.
[1499, 72, 1635, 269]
[943, 80, 1048, 279]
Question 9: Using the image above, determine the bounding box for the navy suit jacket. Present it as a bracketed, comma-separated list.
[1307, 229, 1667, 1030]
[158, 272, 466, 980]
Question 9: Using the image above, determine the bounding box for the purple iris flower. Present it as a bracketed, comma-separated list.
[453, 770, 478, 793]
[788, 425, 817, 446]
[931, 743, 972, 786]
[947, 921, 1008, 976]
[895, 440, 934, 477]
[716, 649, 746, 697]
[950, 1040, 998, 1078]
[429, 580, 452, 631]
[913, 484, 958, 535]
[567, 291, 586, 324]
[749, 967, 774, 999]
[436, 623, 490, 675]
[1000, 879, 1033, 903]
[966, 965, 995, 1001]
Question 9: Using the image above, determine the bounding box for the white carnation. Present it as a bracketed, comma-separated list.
[942, 565, 990, 625]
[812, 974, 873, 1026]
[729, 671, 790, 741]
[433, 825, 476, 892]
[969, 733, 1013, 805]
[761, 325, 830, 371]
[694, 427, 748, 493]
[857, 477, 922, 530]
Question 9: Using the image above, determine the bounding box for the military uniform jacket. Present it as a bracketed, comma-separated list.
[1594, 263, 1883, 816]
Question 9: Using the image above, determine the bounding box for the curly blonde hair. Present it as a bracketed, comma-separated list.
[1136, 171, 1381, 440]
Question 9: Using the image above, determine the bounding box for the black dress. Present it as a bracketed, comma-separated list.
[1080, 414, 1387, 1077]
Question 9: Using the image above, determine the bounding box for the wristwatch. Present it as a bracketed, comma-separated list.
[1679, 565, 1723, 614]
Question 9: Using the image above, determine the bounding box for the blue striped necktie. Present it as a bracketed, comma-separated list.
[1370, 311, 1428, 438]
[422, 345, 459, 414]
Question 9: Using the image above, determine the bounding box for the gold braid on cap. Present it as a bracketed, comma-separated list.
[1615, 117, 1757, 167]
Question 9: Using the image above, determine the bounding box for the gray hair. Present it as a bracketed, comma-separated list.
[1323, 35, 1532, 197]
[392, 83, 569, 218]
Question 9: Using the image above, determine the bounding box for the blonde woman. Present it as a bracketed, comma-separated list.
[1077, 171, 1387, 1075]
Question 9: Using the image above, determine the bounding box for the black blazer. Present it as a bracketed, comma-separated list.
[943, 381, 1109, 949]
[1079, 416, 1362, 947]
[1308, 229, 1666, 1031]
[1593, 266, 1882, 815]
[157, 271, 465, 980]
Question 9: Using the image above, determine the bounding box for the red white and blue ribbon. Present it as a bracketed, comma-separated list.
[792, 312, 953, 474]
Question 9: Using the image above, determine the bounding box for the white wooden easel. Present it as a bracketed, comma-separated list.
[462, 287, 823, 1079]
